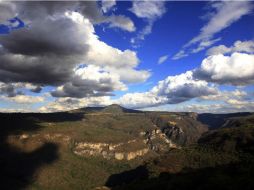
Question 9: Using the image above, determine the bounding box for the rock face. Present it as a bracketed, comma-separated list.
[148, 112, 208, 146]
[73, 126, 181, 161]
[126, 148, 149, 160]
[73, 140, 149, 160]
[15, 133, 70, 143]
[142, 128, 179, 152]
[19, 134, 29, 140]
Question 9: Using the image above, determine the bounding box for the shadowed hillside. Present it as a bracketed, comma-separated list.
[0, 114, 60, 190]
[197, 112, 252, 129]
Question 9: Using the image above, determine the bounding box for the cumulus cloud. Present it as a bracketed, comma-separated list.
[39, 96, 112, 112]
[117, 71, 217, 109]
[0, 82, 42, 97]
[0, 2, 149, 100]
[0, 82, 22, 97]
[182, 100, 254, 113]
[2, 1, 134, 32]
[1, 1, 253, 113]
[129, 1, 166, 46]
[158, 55, 168, 64]
[163, 87, 254, 113]
[0, 16, 90, 56]
[193, 53, 254, 85]
[117, 49, 254, 109]
[152, 71, 218, 103]
[1, 94, 44, 104]
[207, 40, 254, 55]
[200, 89, 247, 102]
[116, 92, 168, 109]
[173, 1, 253, 59]
[0, 12, 90, 85]
[0, 108, 30, 113]
[51, 65, 126, 98]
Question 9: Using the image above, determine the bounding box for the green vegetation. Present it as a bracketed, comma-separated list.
[1, 107, 254, 190]
[110, 125, 254, 190]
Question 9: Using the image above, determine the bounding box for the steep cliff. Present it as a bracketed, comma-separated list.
[147, 112, 208, 146]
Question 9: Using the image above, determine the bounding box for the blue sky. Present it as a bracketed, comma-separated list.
[0, 1, 254, 113]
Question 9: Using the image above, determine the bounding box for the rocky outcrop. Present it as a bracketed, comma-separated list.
[94, 186, 111, 190]
[142, 128, 180, 152]
[72, 127, 180, 161]
[149, 114, 208, 146]
[126, 148, 149, 160]
[12, 133, 71, 144]
[73, 140, 149, 160]
[19, 134, 29, 140]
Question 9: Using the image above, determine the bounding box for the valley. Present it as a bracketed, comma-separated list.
[0, 105, 254, 190]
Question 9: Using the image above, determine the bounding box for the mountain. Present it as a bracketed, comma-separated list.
[0, 107, 254, 190]
[71, 104, 141, 114]
[198, 126, 254, 153]
[147, 112, 207, 145]
[102, 104, 142, 114]
[197, 112, 252, 129]
[105, 117, 254, 190]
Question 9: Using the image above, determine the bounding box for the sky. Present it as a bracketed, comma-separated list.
[0, 0, 254, 113]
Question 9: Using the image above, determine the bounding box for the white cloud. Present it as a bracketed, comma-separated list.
[185, 101, 254, 113]
[173, 1, 253, 59]
[117, 49, 254, 109]
[106, 67, 150, 84]
[51, 65, 127, 98]
[101, 0, 116, 13]
[74, 65, 126, 91]
[39, 96, 112, 112]
[151, 71, 217, 101]
[0, 1, 135, 32]
[200, 89, 247, 101]
[0, 1, 16, 23]
[207, 40, 254, 55]
[194, 52, 254, 85]
[117, 71, 217, 109]
[158, 55, 168, 64]
[0, 108, 30, 113]
[1, 94, 44, 104]
[129, 1, 166, 46]
[191, 38, 221, 54]
[129, 1, 166, 19]
[106, 15, 136, 32]
[187, 2, 251, 46]
[116, 92, 168, 109]
[172, 50, 188, 60]
[0, 9, 149, 99]
[130, 20, 153, 46]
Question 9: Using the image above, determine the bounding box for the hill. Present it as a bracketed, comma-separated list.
[106, 126, 254, 190]
[0, 106, 254, 190]
[197, 112, 253, 129]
